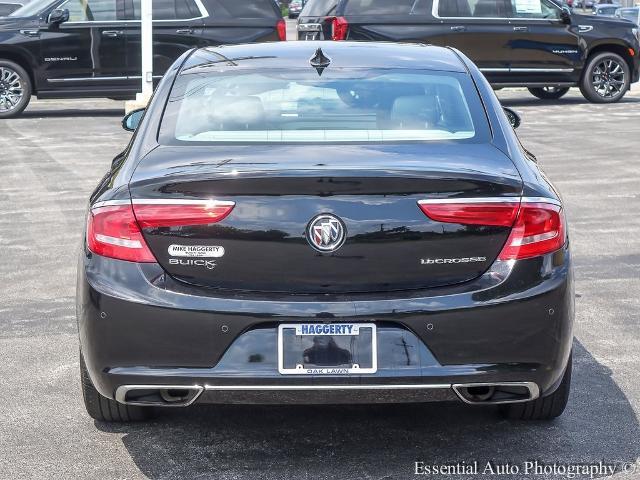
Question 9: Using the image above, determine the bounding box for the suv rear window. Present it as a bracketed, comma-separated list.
[619, 8, 639, 22]
[209, 0, 279, 18]
[302, 0, 338, 16]
[159, 68, 490, 145]
[437, 0, 561, 19]
[62, 0, 119, 21]
[130, 0, 201, 20]
[343, 0, 430, 15]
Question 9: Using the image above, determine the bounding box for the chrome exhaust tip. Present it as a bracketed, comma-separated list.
[452, 382, 539, 405]
[115, 385, 204, 407]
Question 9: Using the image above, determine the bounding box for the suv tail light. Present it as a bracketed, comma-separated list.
[418, 199, 566, 260]
[87, 204, 155, 263]
[276, 18, 286, 41]
[332, 16, 349, 40]
[87, 200, 235, 262]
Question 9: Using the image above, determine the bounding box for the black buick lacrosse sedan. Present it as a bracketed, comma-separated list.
[77, 42, 574, 422]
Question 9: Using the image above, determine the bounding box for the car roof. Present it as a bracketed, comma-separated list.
[180, 41, 468, 74]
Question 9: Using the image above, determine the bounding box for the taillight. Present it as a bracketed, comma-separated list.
[276, 18, 286, 41]
[332, 16, 349, 40]
[87, 205, 156, 263]
[132, 200, 235, 228]
[417, 199, 566, 260]
[87, 200, 236, 263]
[498, 203, 565, 260]
[418, 201, 519, 227]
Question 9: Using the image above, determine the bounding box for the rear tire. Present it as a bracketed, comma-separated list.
[528, 87, 570, 100]
[501, 352, 572, 420]
[80, 353, 155, 422]
[579, 52, 630, 103]
[0, 60, 32, 119]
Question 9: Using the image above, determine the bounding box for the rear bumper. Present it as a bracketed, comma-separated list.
[112, 382, 540, 406]
[77, 246, 574, 406]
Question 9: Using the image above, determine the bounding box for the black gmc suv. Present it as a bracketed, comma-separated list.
[0, 0, 285, 118]
[297, 0, 640, 103]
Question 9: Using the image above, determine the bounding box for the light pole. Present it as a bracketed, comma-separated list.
[139, 0, 153, 101]
[126, 0, 153, 112]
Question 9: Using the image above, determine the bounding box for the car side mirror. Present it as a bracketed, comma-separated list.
[503, 107, 521, 129]
[122, 108, 145, 132]
[48, 8, 69, 25]
[560, 6, 571, 24]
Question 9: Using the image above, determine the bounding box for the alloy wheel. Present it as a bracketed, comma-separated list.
[591, 58, 625, 99]
[0, 66, 25, 114]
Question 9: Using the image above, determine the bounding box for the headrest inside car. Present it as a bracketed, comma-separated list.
[390, 95, 439, 129]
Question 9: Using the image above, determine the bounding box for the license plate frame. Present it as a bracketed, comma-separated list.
[301, 32, 321, 41]
[277, 323, 377, 375]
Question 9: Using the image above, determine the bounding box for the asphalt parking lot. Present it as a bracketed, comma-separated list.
[1, 88, 639, 479]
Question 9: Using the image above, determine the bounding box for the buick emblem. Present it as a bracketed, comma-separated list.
[307, 214, 346, 252]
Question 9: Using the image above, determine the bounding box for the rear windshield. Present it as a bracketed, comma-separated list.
[208, 0, 279, 18]
[619, 9, 639, 22]
[343, 0, 430, 15]
[597, 6, 617, 14]
[302, 0, 338, 16]
[159, 68, 490, 145]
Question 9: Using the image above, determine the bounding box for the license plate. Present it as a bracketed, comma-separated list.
[278, 323, 377, 375]
[301, 32, 321, 41]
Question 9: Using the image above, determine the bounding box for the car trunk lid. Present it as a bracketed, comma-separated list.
[128, 143, 523, 294]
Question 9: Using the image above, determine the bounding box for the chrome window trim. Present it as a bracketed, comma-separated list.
[58, 0, 208, 24]
[47, 75, 163, 83]
[418, 197, 562, 206]
[510, 68, 574, 73]
[480, 68, 574, 73]
[431, 0, 562, 22]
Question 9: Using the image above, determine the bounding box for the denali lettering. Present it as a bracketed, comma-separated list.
[169, 259, 216, 269]
[421, 256, 487, 265]
[44, 57, 78, 62]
